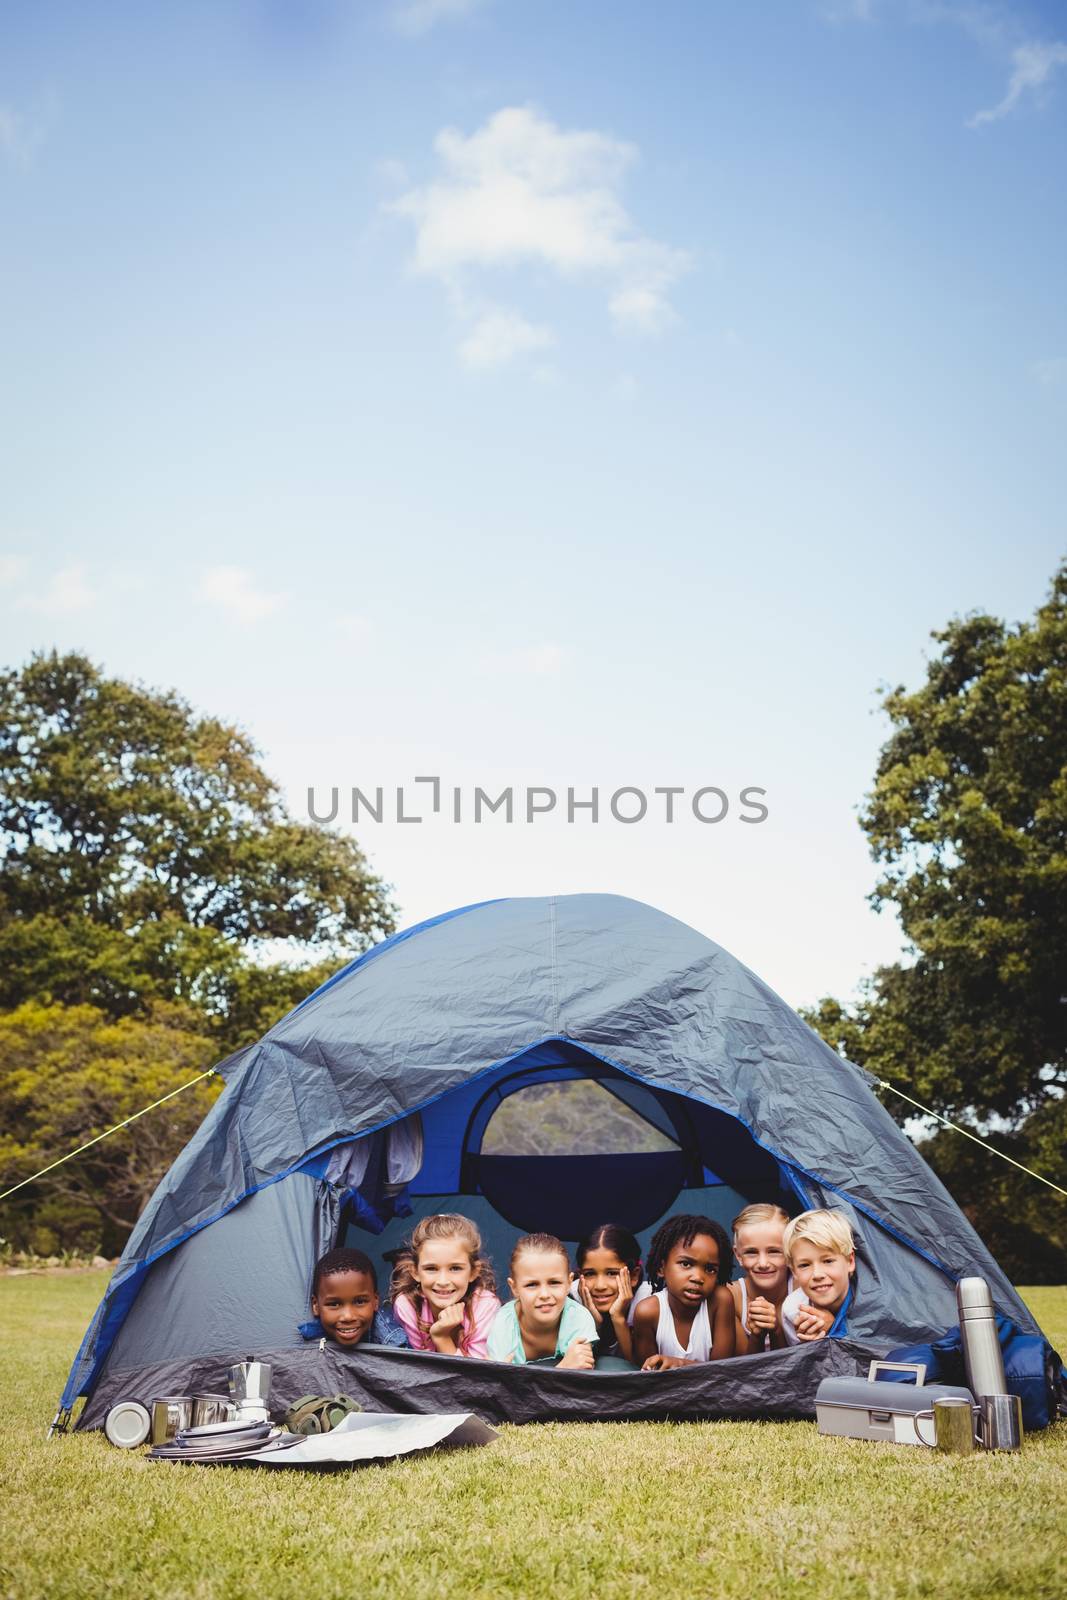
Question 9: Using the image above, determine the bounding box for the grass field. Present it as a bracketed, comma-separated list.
[0, 1272, 1064, 1600]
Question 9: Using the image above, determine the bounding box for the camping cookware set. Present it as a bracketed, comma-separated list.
[104, 1357, 279, 1452]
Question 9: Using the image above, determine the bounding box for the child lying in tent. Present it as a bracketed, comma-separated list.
[390, 1214, 501, 1357]
[486, 1233, 598, 1366]
[300, 1248, 409, 1349]
[632, 1215, 736, 1368]
[728, 1203, 792, 1353]
[779, 1210, 857, 1342]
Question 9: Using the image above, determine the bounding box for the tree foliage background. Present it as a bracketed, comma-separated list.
[804, 562, 1067, 1281]
[0, 652, 395, 1255]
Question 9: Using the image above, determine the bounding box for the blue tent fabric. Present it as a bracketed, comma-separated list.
[61, 893, 1047, 1423]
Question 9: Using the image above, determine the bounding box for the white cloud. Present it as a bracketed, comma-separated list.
[338, 612, 375, 642]
[0, 93, 54, 168]
[609, 373, 640, 402]
[490, 641, 568, 676]
[390, 0, 486, 36]
[19, 562, 95, 615]
[1032, 357, 1067, 387]
[391, 106, 691, 362]
[0, 555, 28, 589]
[459, 307, 555, 369]
[820, 0, 875, 20]
[970, 39, 1067, 124]
[375, 157, 410, 190]
[199, 566, 284, 624]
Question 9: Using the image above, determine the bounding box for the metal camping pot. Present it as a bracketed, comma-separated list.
[150, 1395, 195, 1446]
[976, 1392, 1023, 1452]
[914, 1396, 979, 1455]
[191, 1393, 235, 1428]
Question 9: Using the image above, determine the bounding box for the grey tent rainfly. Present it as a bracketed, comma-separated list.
[58, 894, 1049, 1432]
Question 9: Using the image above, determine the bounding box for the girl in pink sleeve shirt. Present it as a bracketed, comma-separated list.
[390, 1213, 501, 1358]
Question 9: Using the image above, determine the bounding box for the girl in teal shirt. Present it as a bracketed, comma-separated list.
[486, 1232, 597, 1367]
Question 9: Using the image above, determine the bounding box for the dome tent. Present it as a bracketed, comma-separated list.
[60, 893, 1043, 1431]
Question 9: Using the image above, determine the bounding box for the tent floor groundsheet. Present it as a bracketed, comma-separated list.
[77, 1337, 885, 1430]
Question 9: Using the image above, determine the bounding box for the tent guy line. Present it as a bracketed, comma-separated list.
[0, 1067, 220, 1203]
[875, 1081, 1067, 1199]
[4, 1060, 1063, 1209]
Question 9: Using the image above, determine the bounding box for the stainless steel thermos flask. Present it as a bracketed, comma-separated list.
[956, 1277, 1008, 1401]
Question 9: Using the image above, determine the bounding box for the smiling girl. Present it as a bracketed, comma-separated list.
[728, 1203, 792, 1354]
[390, 1213, 500, 1358]
[632, 1214, 736, 1369]
[573, 1222, 644, 1364]
[486, 1233, 597, 1367]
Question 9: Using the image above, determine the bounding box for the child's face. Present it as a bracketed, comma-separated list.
[735, 1220, 788, 1294]
[578, 1247, 635, 1314]
[508, 1248, 571, 1329]
[415, 1235, 476, 1313]
[661, 1233, 721, 1306]
[312, 1268, 379, 1347]
[789, 1241, 855, 1313]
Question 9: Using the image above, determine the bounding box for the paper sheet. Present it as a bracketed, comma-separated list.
[248, 1410, 498, 1467]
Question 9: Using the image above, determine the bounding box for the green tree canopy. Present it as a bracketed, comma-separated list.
[0, 651, 395, 1043]
[804, 562, 1067, 1278]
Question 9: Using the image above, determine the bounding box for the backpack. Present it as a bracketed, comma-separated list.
[284, 1394, 363, 1435]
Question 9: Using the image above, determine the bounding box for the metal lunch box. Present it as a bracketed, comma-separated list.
[815, 1361, 975, 1446]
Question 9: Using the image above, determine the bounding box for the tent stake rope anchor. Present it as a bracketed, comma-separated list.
[876, 1079, 1067, 1198]
[0, 1067, 220, 1203]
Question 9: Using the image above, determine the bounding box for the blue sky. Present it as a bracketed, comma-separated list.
[2, 0, 1065, 1007]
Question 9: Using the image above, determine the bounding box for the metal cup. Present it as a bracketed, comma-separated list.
[976, 1392, 1023, 1452]
[191, 1393, 235, 1427]
[150, 1395, 195, 1446]
[915, 1396, 979, 1454]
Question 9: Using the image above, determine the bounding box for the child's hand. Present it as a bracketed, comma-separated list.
[641, 1354, 691, 1371]
[745, 1295, 778, 1336]
[557, 1339, 594, 1370]
[608, 1272, 634, 1322]
[576, 1277, 600, 1319]
[793, 1305, 834, 1341]
[429, 1301, 466, 1335]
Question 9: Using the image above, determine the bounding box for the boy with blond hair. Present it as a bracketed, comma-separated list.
[780, 1209, 856, 1343]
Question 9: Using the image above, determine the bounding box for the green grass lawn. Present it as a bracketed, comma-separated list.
[0, 1272, 1064, 1600]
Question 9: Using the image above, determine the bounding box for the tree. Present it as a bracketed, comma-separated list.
[0, 652, 398, 1252]
[0, 651, 396, 1045]
[803, 562, 1067, 1278]
[0, 1001, 223, 1257]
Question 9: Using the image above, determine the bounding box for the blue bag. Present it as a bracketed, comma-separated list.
[886, 1315, 1067, 1431]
